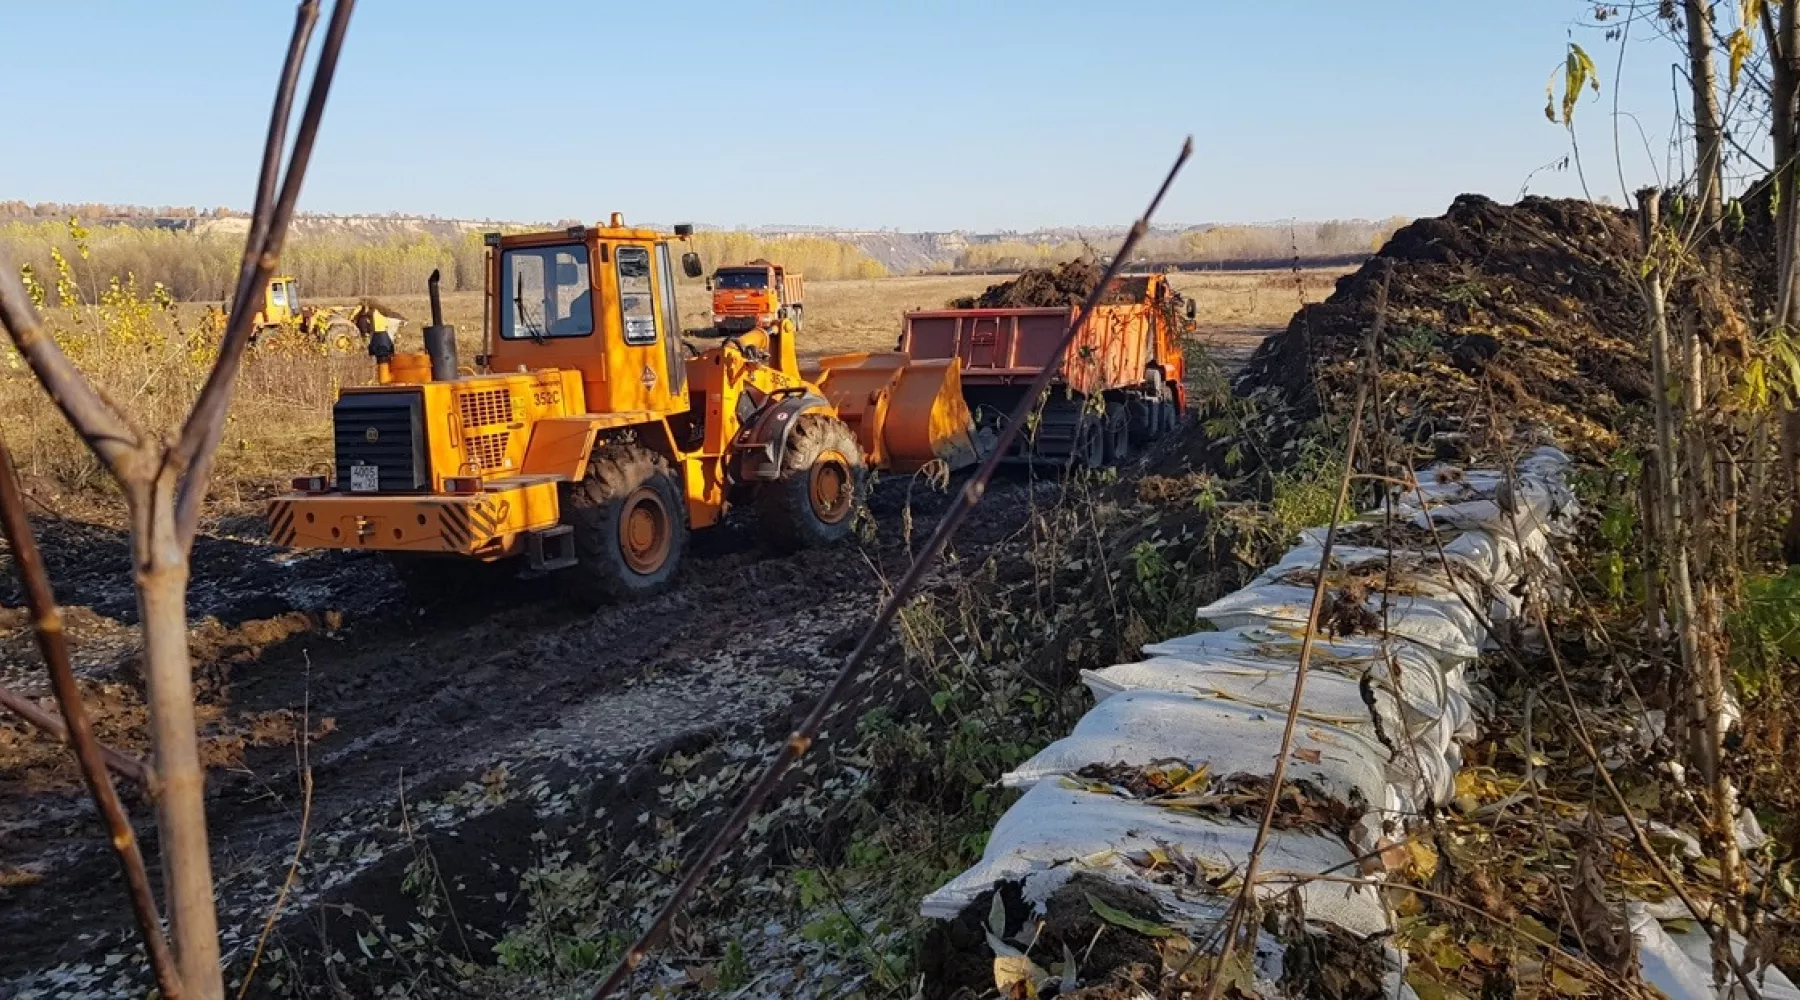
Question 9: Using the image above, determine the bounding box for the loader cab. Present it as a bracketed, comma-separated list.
[484, 217, 694, 420]
[259, 275, 301, 326]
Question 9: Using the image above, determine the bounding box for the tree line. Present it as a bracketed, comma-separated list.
[0, 221, 891, 303]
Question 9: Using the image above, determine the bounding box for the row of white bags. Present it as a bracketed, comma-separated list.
[922, 451, 1558, 924]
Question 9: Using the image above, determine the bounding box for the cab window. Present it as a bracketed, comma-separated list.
[501, 243, 593, 340]
[714, 270, 768, 290]
[617, 246, 656, 345]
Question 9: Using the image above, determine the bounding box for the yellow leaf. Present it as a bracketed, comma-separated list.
[1170, 762, 1212, 793]
[1729, 28, 1756, 91]
[1406, 839, 1440, 879]
[994, 954, 1047, 999]
[1550, 965, 1589, 995]
[1467, 940, 1499, 964]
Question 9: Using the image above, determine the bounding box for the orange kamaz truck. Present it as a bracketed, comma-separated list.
[711, 259, 804, 334]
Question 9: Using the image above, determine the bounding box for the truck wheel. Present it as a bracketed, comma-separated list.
[1157, 396, 1180, 438]
[561, 446, 688, 604]
[389, 553, 518, 606]
[756, 412, 865, 552]
[1075, 421, 1105, 470]
[326, 320, 358, 354]
[1105, 403, 1131, 464]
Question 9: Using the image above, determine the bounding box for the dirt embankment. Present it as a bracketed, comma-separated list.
[1236, 194, 1653, 463]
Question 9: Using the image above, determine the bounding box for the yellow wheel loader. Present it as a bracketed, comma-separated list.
[267, 215, 981, 604]
[234, 275, 370, 353]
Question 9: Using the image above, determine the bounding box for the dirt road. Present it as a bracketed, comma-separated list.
[0, 324, 1283, 997]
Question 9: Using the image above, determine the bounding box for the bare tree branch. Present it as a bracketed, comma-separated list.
[173, 0, 353, 543]
[0, 682, 151, 787]
[0, 265, 140, 470]
[0, 438, 180, 998]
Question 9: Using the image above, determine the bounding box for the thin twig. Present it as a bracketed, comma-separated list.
[1196, 268, 1385, 999]
[588, 137, 1194, 999]
[0, 437, 180, 998]
[0, 681, 150, 786]
[1450, 400, 1768, 1000]
[1259, 873, 1649, 999]
[235, 656, 315, 1000]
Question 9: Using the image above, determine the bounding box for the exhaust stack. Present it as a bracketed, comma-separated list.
[423, 268, 457, 381]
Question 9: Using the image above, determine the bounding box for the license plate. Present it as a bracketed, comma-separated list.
[349, 465, 379, 493]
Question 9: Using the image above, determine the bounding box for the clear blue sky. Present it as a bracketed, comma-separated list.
[1, 1, 1696, 230]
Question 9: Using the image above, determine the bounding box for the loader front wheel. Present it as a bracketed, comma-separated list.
[756, 413, 865, 553]
[562, 446, 687, 604]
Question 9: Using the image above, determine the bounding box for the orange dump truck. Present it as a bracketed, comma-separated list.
[894, 273, 1193, 467]
[711, 259, 804, 334]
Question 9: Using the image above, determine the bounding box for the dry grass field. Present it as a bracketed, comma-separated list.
[1, 268, 1343, 518]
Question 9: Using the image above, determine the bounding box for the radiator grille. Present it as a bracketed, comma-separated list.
[458, 388, 513, 428]
[333, 392, 426, 491]
[465, 431, 510, 472]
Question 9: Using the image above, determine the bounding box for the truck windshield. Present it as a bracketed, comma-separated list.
[501, 243, 593, 340]
[714, 270, 769, 290]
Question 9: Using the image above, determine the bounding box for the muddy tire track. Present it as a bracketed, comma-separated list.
[0, 474, 1049, 995]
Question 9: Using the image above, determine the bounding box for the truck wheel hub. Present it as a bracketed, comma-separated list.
[619, 487, 671, 573]
[809, 452, 853, 524]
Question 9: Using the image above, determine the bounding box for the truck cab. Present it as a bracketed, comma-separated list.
[711, 260, 804, 334]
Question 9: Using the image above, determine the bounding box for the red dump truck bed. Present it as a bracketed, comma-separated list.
[899, 302, 1165, 399]
[895, 275, 1190, 467]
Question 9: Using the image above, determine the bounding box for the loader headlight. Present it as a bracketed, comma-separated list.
[756, 312, 774, 325]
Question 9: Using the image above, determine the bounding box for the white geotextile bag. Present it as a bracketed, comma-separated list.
[1081, 651, 1459, 781]
[1254, 543, 1521, 626]
[1298, 522, 1517, 584]
[1139, 627, 1477, 740]
[1628, 902, 1800, 1000]
[1003, 689, 1398, 814]
[1196, 583, 1485, 661]
[918, 781, 1390, 938]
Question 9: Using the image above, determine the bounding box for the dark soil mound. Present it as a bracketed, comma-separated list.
[1228, 194, 1653, 463]
[950, 259, 1110, 308]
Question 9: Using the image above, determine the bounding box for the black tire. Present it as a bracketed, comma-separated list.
[1105, 403, 1131, 464]
[325, 320, 358, 354]
[1076, 419, 1105, 470]
[389, 553, 518, 606]
[1157, 397, 1180, 437]
[1127, 397, 1154, 444]
[756, 412, 866, 552]
[561, 445, 688, 604]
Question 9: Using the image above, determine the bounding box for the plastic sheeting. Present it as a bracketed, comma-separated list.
[921, 446, 1593, 973]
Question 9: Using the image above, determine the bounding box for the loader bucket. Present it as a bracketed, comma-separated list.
[807, 352, 982, 474]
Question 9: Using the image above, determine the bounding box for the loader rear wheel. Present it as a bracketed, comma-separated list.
[561, 446, 687, 605]
[757, 412, 866, 553]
